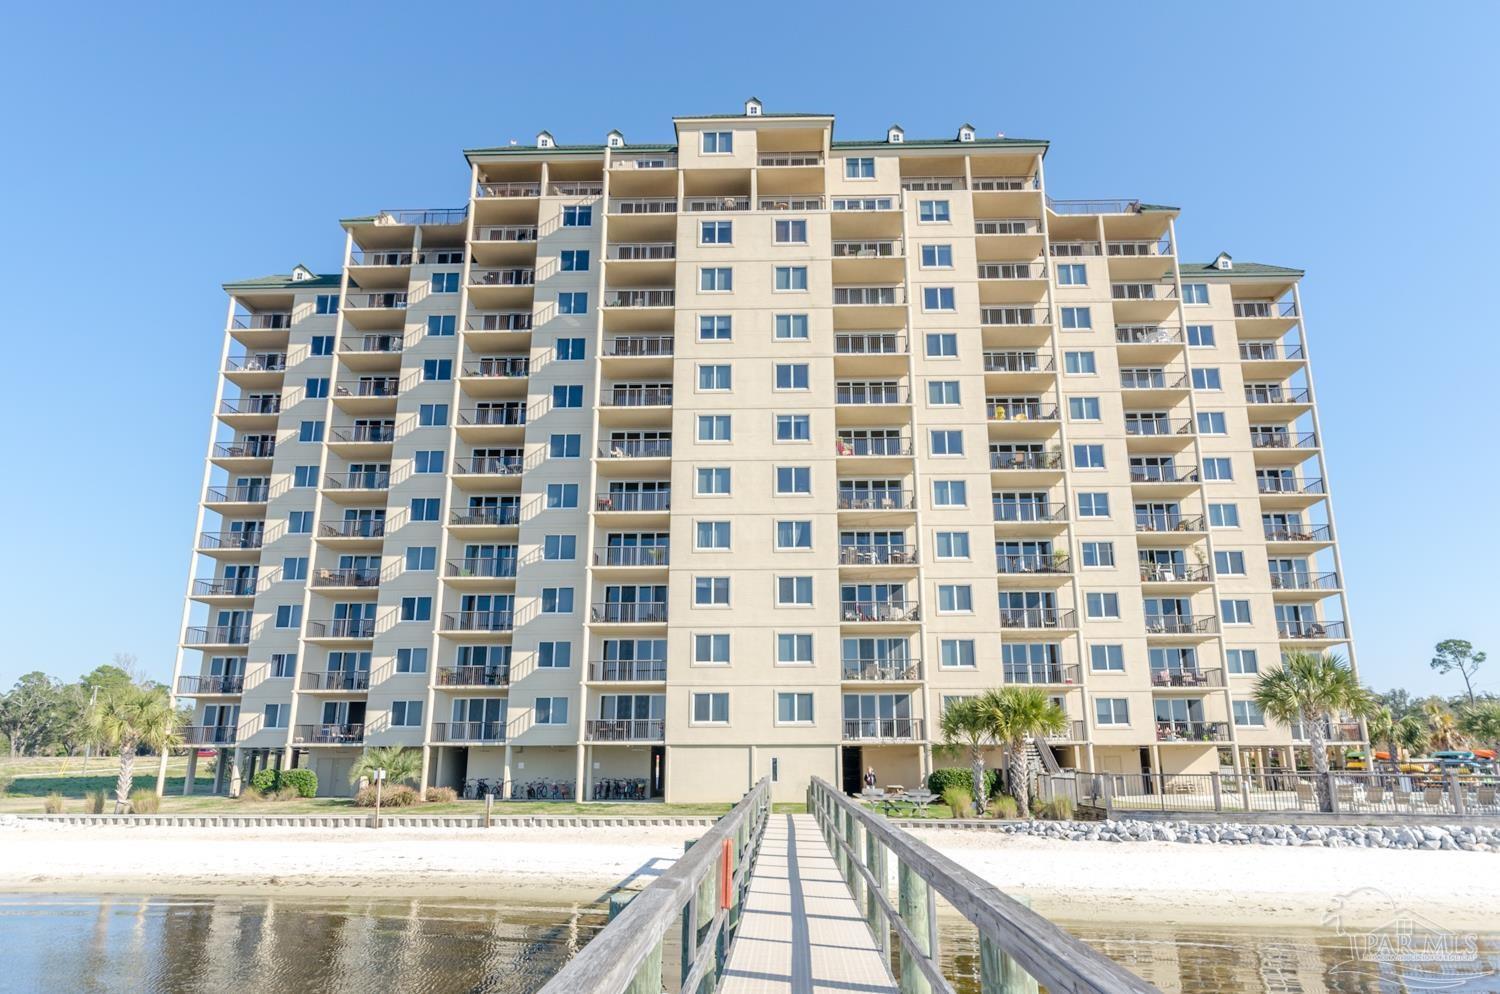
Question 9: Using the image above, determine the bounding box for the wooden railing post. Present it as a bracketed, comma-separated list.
[680, 892, 697, 994]
[847, 810, 864, 911]
[1239, 773, 1252, 813]
[865, 827, 882, 935]
[627, 936, 663, 994]
[897, 857, 933, 994]
[980, 896, 1040, 994]
[1210, 772, 1222, 813]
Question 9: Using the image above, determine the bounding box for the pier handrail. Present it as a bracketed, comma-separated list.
[807, 777, 1162, 994]
[539, 777, 771, 994]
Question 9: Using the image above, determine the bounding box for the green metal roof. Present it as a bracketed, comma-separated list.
[223, 272, 341, 291]
[464, 143, 614, 158]
[1178, 261, 1303, 279]
[674, 111, 834, 120]
[832, 136, 1047, 150]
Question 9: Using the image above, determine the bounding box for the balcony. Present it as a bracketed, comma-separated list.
[608, 243, 676, 262]
[1129, 465, 1199, 485]
[432, 721, 506, 743]
[191, 577, 257, 598]
[446, 558, 518, 579]
[335, 378, 399, 401]
[450, 506, 521, 527]
[601, 439, 672, 460]
[841, 600, 920, 623]
[474, 224, 538, 244]
[1125, 418, 1193, 438]
[436, 665, 511, 687]
[608, 198, 676, 215]
[589, 659, 667, 682]
[842, 718, 924, 742]
[1139, 563, 1211, 583]
[550, 181, 603, 196]
[611, 154, 678, 170]
[984, 351, 1053, 374]
[600, 386, 672, 407]
[832, 196, 898, 212]
[974, 219, 1041, 236]
[595, 547, 670, 567]
[1002, 663, 1080, 686]
[837, 491, 914, 511]
[841, 659, 921, 682]
[595, 492, 670, 513]
[442, 611, 515, 633]
[306, 619, 376, 639]
[343, 291, 408, 310]
[586, 719, 665, 742]
[1245, 385, 1312, 407]
[604, 289, 675, 308]
[1144, 615, 1219, 636]
[459, 406, 526, 429]
[1234, 300, 1298, 320]
[300, 671, 371, 692]
[1044, 720, 1087, 743]
[980, 308, 1050, 334]
[176, 675, 244, 696]
[1270, 571, 1341, 592]
[311, 567, 381, 589]
[319, 519, 386, 540]
[758, 152, 823, 168]
[338, 336, 404, 372]
[224, 353, 286, 374]
[230, 312, 292, 331]
[990, 450, 1062, 471]
[183, 625, 250, 646]
[590, 603, 667, 624]
[1150, 667, 1224, 689]
[834, 437, 912, 460]
[1291, 721, 1363, 743]
[204, 484, 269, 505]
[997, 552, 1071, 576]
[294, 723, 365, 745]
[973, 176, 1037, 192]
[1263, 523, 1333, 543]
[324, 471, 390, 492]
[476, 181, 540, 198]
[998, 608, 1076, 630]
[834, 286, 904, 306]
[992, 502, 1068, 525]
[684, 195, 750, 212]
[463, 358, 530, 379]
[835, 332, 906, 356]
[1251, 431, 1318, 451]
[470, 268, 536, 288]
[1279, 620, 1348, 641]
[467, 311, 533, 332]
[978, 262, 1045, 281]
[1120, 370, 1188, 393]
[183, 725, 237, 746]
[1257, 476, 1325, 496]
[198, 531, 263, 553]
[1135, 513, 1205, 534]
[1240, 342, 1305, 362]
[987, 401, 1059, 423]
[1115, 326, 1183, 347]
[833, 240, 901, 259]
[1155, 721, 1229, 743]
[838, 544, 916, 567]
[836, 383, 907, 406]
[606, 335, 674, 357]
[454, 456, 523, 477]
[218, 398, 281, 424]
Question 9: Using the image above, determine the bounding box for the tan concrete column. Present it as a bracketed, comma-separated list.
[183, 750, 198, 795]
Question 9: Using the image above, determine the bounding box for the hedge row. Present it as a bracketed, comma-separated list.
[248, 767, 318, 797]
[926, 768, 1001, 798]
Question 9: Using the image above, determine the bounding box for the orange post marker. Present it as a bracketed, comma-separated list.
[720, 838, 733, 909]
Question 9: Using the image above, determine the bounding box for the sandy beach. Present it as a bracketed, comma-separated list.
[1, 818, 1494, 930]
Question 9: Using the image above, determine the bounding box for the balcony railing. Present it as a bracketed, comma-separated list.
[551, 181, 603, 196]
[319, 519, 386, 539]
[1111, 282, 1178, 302]
[758, 153, 823, 167]
[1002, 663, 1080, 685]
[467, 312, 533, 332]
[199, 531, 263, 551]
[601, 439, 672, 459]
[446, 558, 518, 578]
[834, 437, 911, 457]
[459, 406, 526, 427]
[463, 358, 530, 378]
[306, 619, 376, 639]
[835, 332, 905, 355]
[977, 263, 1044, 281]
[177, 675, 244, 695]
[442, 611, 515, 632]
[340, 336, 403, 355]
[1125, 418, 1193, 437]
[294, 723, 365, 745]
[1115, 326, 1182, 346]
[476, 181, 540, 198]
[1120, 371, 1187, 391]
[840, 600, 920, 623]
[684, 195, 750, 212]
[1045, 720, 1087, 742]
[1270, 571, 1341, 591]
[990, 450, 1062, 471]
[1250, 430, 1318, 449]
[310, 567, 380, 588]
[972, 175, 1037, 191]
[219, 398, 281, 417]
[838, 544, 916, 566]
[831, 197, 897, 212]
[1150, 667, 1224, 689]
[436, 665, 511, 687]
[604, 289, 675, 308]
[984, 352, 1053, 373]
[230, 312, 291, 330]
[433, 721, 506, 743]
[1291, 720, 1363, 743]
[590, 603, 668, 624]
[987, 402, 1058, 421]
[225, 354, 287, 373]
[611, 155, 677, 170]
[834, 286, 904, 306]
[832, 240, 900, 259]
[596, 492, 670, 512]
[608, 243, 676, 262]
[590, 659, 668, 682]
[300, 670, 371, 692]
[600, 387, 672, 407]
[1106, 236, 1173, 257]
[183, 725, 238, 745]
[842, 718, 923, 741]
[1234, 300, 1298, 320]
[474, 224, 538, 243]
[1257, 476, 1325, 495]
[324, 471, 390, 490]
[836, 384, 907, 405]
[1129, 465, 1199, 484]
[1245, 386, 1312, 405]
[1279, 620, 1348, 640]
[336, 378, 399, 398]
[1135, 513, 1205, 533]
[992, 502, 1067, 523]
[586, 719, 665, 742]
[191, 576, 257, 597]
[204, 485, 269, 504]
[997, 553, 1071, 575]
[1263, 523, 1333, 543]
[1240, 342, 1306, 362]
[595, 547, 670, 567]
[609, 198, 676, 215]
[450, 506, 520, 526]
[998, 608, 1075, 629]
[183, 626, 250, 646]
[343, 292, 408, 310]
[1139, 563, 1211, 583]
[841, 659, 921, 682]
[981, 307, 1047, 326]
[1144, 615, 1219, 635]
[606, 335, 674, 357]
[974, 219, 1040, 236]
[1155, 721, 1229, 743]
[837, 491, 914, 511]
[470, 268, 536, 287]
[453, 456, 523, 476]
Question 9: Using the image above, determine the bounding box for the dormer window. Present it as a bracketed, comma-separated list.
[1214, 252, 1234, 271]
[536, 131, 555, 149]
[291, 265, 315, 282]
[745, 97, 762, 117]
[887, 125, 904, 144]
[957, 124, 976, 143]
[607, 130, 624, 149]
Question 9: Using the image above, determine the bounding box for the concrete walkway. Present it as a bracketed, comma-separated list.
[722, 813, 898, 994]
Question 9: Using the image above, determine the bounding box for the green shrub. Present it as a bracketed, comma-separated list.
[927, 768, 1000, 799]
[1037, 796, 1075, 821]
[129, 789, 160, 814]
[249, 769, 278, 794]
[425, 786, 458, 804]
[354, 783, 418, 808]
[247, 768, 318, 798]
[43, 793, 64, 814]
[986, 794, 1020, 819]
[941, 786, 974, 819]
[84, 790, 107, 814]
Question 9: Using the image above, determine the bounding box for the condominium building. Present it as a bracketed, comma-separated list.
[173, 100, 1359, 802]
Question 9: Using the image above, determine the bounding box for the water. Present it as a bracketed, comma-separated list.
[1, 894, 1496, 994]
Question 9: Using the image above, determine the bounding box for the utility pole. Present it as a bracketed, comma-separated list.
[80, 685, 100, 775]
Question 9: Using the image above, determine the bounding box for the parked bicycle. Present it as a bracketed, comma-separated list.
[514, 778, 574, 800]
[592, 777, 649, 801]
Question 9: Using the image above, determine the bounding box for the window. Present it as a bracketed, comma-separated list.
[1085, 592, 1120, 620]
[541, 587, 575, 614]
[535, 697, 568, 724]
[1197, 412, 1227, 434]
[775, 414, 811, 441]
[939, 639, 977, 669]
[932, 480, 967, 507]
[694, 634, 730, 665]
[1081, 541, 1114, 567]
[395, 648, 428, 673]
[775, 466, 811, 495]
[699, 315, 732, 341]
[292, 465, 317, 488]
[545, 483, 579, 508]
[1214, 550, 1247, 575]
[1069, 397, 1101, 420]
[557, 338, 585, 360]
[390, 700, 423, 727]
[543, 535, 577, 560]
[288, 510, 312, 534]
[298, 420, 324, 443]
[427, 315, 455, 337]
[1233, 700, 1265, 727]
[431, 272, 459, 293]
[696, 521, 731, 550]
[1077, 492, 1110, 518]
[920, 244, 953, 268]
[315, 294, 339, 315]
[1227, 648, 1260, 675]
[399, 596, 431, 622]
[1204, 457, 1233, 481]
[414, 450, 444, 473]
[692, 692, 730, 724]
[550, 433, 581, 458]
[925, 333, 958, 358]
[418, 403, 448, 427]
[1186, 325, 1215, 347]
[1208, 503, 1240, 527]
[1064, 351, 1096, 375]
[1060, 306, 1092, 329]
[1095, 698, 1130, 725]
[777, 575, 814, 606]
[700, 267, 733, 292]
[410, 498, 440, 521]
[553, 384, 584, 408]
[1090, 644, 1125, 672]
[1056, 264, 1087, 286]
[774, 314, 809, 340]
[930, 429, 963, 456]
[700, 220, 733, 245]
[1182, 283, 1209, 304]
[271, 653, 297, 678]
[1192, 368, 1222, 391]
[558, 291, 588, 314]
[274, 605, 302, 629]
[694, 576, 730, 606]
[562, 204, 592, 227]
[559, 249, 590, 271]
[305, 376, 329, 399]
[538, 642, 571, 668]
[918, 199, 950, 222]
[777, 692, 814, 724]
[1073, 444, 1105, 469]
[937, 584, 973, 613]
[845, 157, 874, 179]
[698, 364, 732, 391]
[774, 266, 808, 291]
[775, 363, 810, 390]
[696, 467, 731, 495]
[922, 287, 955, 311]
[698, 414, 732, 441]
[263, 703, 288, 729]
[702, 131, 733, 154]
[927, 380, 960, 406]
[1221, 599, 1252, 625]
[281, 556, 307, 581]
[935, 531, 970, 559]
[777, 634, 814, 666]
[405, 546, 436, 571]
[774, 219, 808, 244]
[310, 335, 334, 355]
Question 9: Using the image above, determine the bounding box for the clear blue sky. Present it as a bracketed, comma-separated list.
[1, 2, 1495, 698]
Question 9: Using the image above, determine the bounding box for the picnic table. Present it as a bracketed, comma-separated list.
[861, 787, 939, 818]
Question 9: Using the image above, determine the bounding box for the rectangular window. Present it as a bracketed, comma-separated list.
[920, 244, 954, 268]
[1085, 592, 1120, 620]
[560, 249, 590, 271]
[292, 465, 318, 488]
[281, 556, 307, 581]
[1214, 550, 1247, 575]
[774, 266, 808, 291]
[298, 420, 324, 443]
[1095, 698, 1130, 725]
[925, 333, 958, 358]
[1064, 351, 1096, 374]
[426, 315, 455, 337]
[1068, 397, 1101, 420]
[562, 205, 591, 227]
[1192, 368, 1222, 391]
[1055, 263, 1087, 286]
[288, 511, 312, 534]
[410, 498, 440, 521]
[1073, 444, 1105, 469]
[263, 703, 288, 729]
[694, 633, 731, 665]
[391, 700, 424, 727]
[1090, 644, 1125, 672]
[271, 653, 297, 678]
[543, 534, 577, 561]
[692, 692, 729, 724]
[315, 294, 339, 315]
[1204, 457, 1233, 481]
[774, 363, 810, 390]
[1233, 701, 1265, 727]
[922, 287, 955, 311]
[844, 157, 874, 179]
[1197, 412, 1227, 434]
[544, 483, 579, 509]
[1227, 649, 1260, 675]
[550, 433, 581, 458]
[777, 634, 814, 666]
[558, 291, 588, 314]
[304, 376, 329, 399]
[541, 587, 575, 614]
[939, 639, 977, 669]
[775, 466, 811, 495]
[696, 521, 731, 550]
[918, 200, 951, 222]
[1221, 599, 1252, 625]
[698, 414, 732, 442]
[1208, 503, 1240, 527]
[937, 585, 973, 613]
[699, 315, 732, 341]
[431, 272, 459, 294]
[930, 429, 963, 456]
[702, 131, 733, 154]
[774, 219, 808, 244]
[535, 697, 569, 724]
[775, 414, 811, 441]
[405, 546, 436, 571]
[1081, 541, 1114, 567]
[698, 364, 732, 390]
[557, 338, 585, 360]
[694, 576, 731, 607]
[1186, 325, 1215, 347]
[776, 692, 814, 724]
[538, 641, 571, 668]
[932, 480, 967, 507]
[935, 531, 970, 559]
[700, 267, 733, 292]
[418, 403, 448, 427]
[310, 335, 334, 355]
[1182, 283, 1209, 304]
[395, 648, 428, 673]
[776, 575, 814, 606]
[399, 596, 431, 622]
[1060, 307, 1092, 329]
[696, 467, 731, 495]
[274, 604, 302, 629]
[414, 450, 444, 473]
[774, 314, 808, 340]
[552, 384, 584, 408]
[699, 220, 733, 246]
[928, 380, 960, 406]
[1077, 492, 1110, 518]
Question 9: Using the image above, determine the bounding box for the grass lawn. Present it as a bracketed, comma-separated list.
[0, 755, 193, 778]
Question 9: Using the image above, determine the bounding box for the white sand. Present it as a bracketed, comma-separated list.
[0, 820, 1493, 929]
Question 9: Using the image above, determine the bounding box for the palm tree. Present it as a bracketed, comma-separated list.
[1253, 652, 1374, 811]
[1458, 701, 1500, 752]
[938, 697, 999, 815]
[978, 687, 1068, 816]
[348, 745, 422, 790]
[84, 685, 183, 814]
[1422, 699, 1466, 751]
[1366, 706, 1427, 771]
